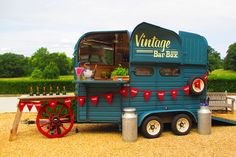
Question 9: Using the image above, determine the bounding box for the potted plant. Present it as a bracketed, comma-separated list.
[111, 64, 129, 81]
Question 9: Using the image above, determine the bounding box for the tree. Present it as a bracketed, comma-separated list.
[30, 47, 50, 71]
[0, 53, 28, 77]
[208, 46, 223, 71]
[224, 42, 236, 71]
[30, 48, 72, 75]
[31, 68, 43, 79]
[43, 62, 60, 79]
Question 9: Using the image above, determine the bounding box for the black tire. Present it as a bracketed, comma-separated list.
[171, 114, 192, 135]
[189, 77, 206, 96]
[141, 116, 163, 138]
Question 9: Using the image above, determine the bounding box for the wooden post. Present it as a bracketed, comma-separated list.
[9, 108, 23, 141]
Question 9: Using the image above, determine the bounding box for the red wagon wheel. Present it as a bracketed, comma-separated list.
[36, 103, 74, 138]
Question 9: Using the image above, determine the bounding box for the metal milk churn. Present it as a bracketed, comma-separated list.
[198, 103, 212, 135]
[122, 107, 137, 142]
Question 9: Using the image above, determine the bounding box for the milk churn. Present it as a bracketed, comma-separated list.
[198, 103, 211, 134]
[122, 107, 137, 142]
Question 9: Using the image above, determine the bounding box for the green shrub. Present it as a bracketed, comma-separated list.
[43, 62, 60, 79]
[0, 79, 75, 94]
[31, 68, 43, 79]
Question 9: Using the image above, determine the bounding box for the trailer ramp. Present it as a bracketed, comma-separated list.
[212, 112, 236, 125]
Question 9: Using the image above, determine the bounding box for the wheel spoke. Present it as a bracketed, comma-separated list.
[57, 106, 65, 116]
[45, 107, 52, 117]
[60, 124, 67, 131]
[40, 121, 50, 127]
[60, 113, 71, 118]
[60, 119, 70, 123]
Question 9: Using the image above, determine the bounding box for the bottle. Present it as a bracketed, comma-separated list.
[43, 86, 46, 96]
[49, 85, 53, 95]
[29, 86, 34, 96]
[36, 86, 40, 96]
[56, 86, 60, 95]
[62, 86, 66, 95]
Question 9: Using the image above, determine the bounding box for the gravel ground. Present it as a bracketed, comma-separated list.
[0, 112, 236, 157]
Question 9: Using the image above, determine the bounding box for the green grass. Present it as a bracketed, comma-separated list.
[209, 69, 236, 80]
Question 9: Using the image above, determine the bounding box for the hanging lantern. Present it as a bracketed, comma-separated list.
[120, 87, 129, 97]
[18, 102, 25, 112]
[104, 93, 113, 104]
[183, 86, 190, 95]
[90, 96, 99, 107]
[143, 90, 152, 102]
[157, 91, 165, 101]
[77, 96, 86, 107]
[170, 90, 178, 100]
[130, 87, 139, 98]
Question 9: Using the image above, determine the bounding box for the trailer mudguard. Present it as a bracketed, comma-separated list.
[138, 109, 197, 127]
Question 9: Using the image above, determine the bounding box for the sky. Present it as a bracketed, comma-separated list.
[0, 0, 236, 58]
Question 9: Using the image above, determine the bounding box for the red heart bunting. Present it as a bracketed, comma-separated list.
[143, 90, 152, 102]
[170, 90, 178, 100]
[120, 87, 129, 97]
[157, 91, 165, 101]
[78, 96, 86, 107]
[18, 102, 25, 112]
[104, 93, 113, 104]
[49, 100, 57, 110]
[27, 103, 34, 111]
[202, 73, 208, 83]
[130, 87, 139, 98]
[183, 85, 190, 95]
[34, 102, 42, 112]
[65, 99, 72, 108]
[90, 96, 99, 107]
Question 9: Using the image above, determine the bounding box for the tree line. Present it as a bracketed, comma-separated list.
[0, 43, 235, 79]
[0, 47, 73, 79]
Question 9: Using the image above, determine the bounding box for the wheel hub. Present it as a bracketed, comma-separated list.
[150, 125, 156, 130]
[53, 117, 60, 123]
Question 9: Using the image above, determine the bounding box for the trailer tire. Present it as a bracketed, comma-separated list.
[189, 77, 206, 95]
[171, 114, 192, 135]
[141, 116, 163, 138]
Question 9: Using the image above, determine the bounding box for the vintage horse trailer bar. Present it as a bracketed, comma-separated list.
[73, 22, 209, 138]
[10, 22, 236, 140]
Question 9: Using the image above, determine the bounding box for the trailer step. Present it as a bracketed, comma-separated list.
[212, 112, 236, 125]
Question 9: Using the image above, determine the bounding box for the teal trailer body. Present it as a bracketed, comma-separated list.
[73, 22, 208, 128]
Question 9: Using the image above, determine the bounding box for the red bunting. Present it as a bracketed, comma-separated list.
[34, 102, 42, 112]
[64, 99, 72, 108]
[130, 87, 139, 98]
[49, 100, 57, 110]
[183, 85, 190, 95]
[104, 93, 113, 104]
[120, 87, 129, 97]
[18, 102, 25, 112]
[157, 91, 165, 101]
[90, 96, 99, 107]
[194, 80, 201, 90]
[202, 73, 208, 83]
[27, 103, 34, 111]
[170, 90, 178, 100]
[143, 90, 152, 102]
[78, 96, 86, 107]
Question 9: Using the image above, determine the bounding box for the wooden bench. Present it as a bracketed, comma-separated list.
[208, 91, 235, 112]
